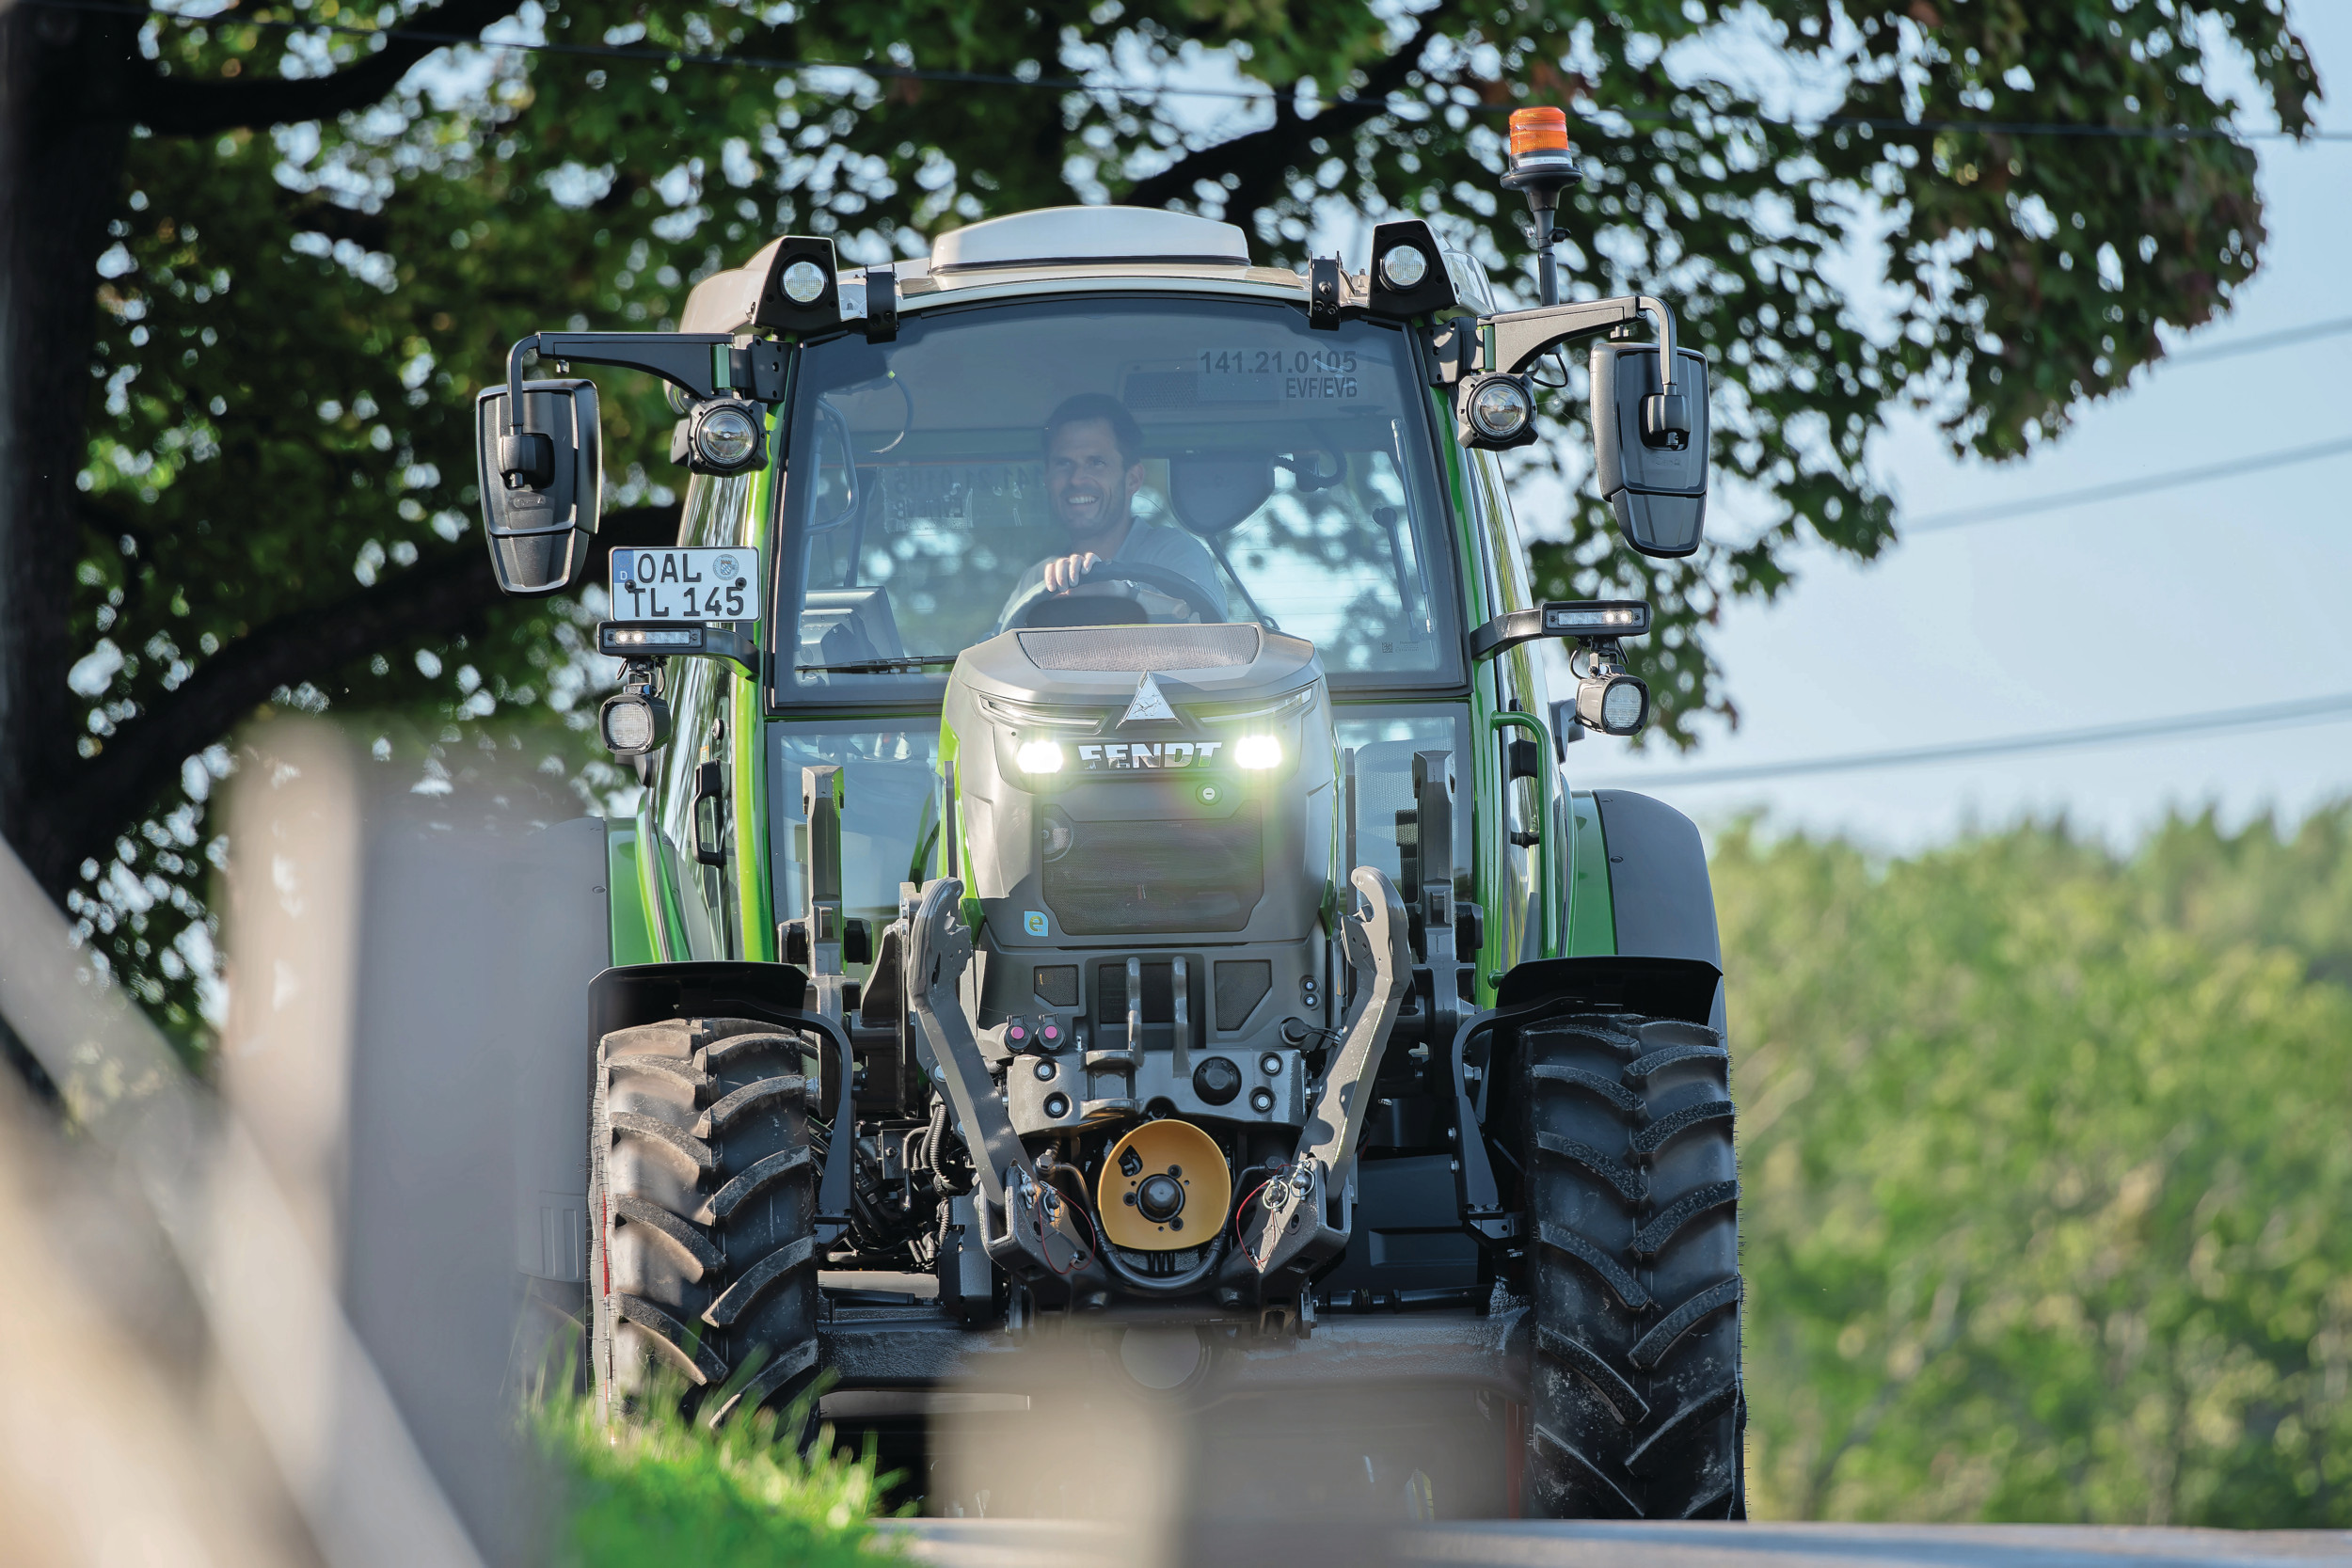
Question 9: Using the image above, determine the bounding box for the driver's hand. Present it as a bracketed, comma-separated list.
[1041, 552, 1102, 594]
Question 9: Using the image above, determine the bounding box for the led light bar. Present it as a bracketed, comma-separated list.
[596, 621, 761, 673]
[1470, 599, 1654, 660]
[602, 626, 705, 650]
[1541, 600, 1651, 636]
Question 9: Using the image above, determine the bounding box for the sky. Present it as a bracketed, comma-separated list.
[1557, 8, 2352, 852]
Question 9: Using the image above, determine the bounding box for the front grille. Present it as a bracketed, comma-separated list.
[1046, 807, 1263, 935]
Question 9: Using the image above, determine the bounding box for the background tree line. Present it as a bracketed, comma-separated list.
[0, 0, 2316, 1046]
[1731, 803, 2352, 1523]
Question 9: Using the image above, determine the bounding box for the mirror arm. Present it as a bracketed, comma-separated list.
[501, 331, 785, 434]
[1485, 293, 1678, 395]
[1469, 609, 1549, 661]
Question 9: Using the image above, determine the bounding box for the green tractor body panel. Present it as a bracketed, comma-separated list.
[603, 818, 664, 968]
[1566, 790, 1618, 957]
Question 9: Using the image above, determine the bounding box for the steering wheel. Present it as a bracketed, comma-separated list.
[1005, 558, 1223, 629]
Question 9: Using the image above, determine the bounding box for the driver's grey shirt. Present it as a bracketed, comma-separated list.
[995, 515, 1232, 629]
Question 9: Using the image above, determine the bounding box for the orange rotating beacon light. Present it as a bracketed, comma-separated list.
[1502, 105, 1580, 306]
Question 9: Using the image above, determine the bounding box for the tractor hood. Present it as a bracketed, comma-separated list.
[940, 622, 1339, 953]
[950, 624, 1322, 715]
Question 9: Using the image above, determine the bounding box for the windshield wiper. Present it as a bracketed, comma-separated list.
[795, 656, 962, 674]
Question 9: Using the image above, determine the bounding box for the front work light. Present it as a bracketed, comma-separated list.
[1377, 244, 1429, 290]
[600, 689, 671, 756]
[1364, 219, 1456, 321]
[752, 234, 842, 334]
[1233, 735, 1283, 770]
[688, 399, 765, 474]
[1016, 739, 1066, 774]
[781, 259, 829, 304]
[1463, 373, 1537, 448]
[1575, 673, 1650, 737]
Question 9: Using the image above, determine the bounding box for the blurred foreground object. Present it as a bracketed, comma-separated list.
[0, 718, 610, 1565]
[0, 1065, 304, 1567]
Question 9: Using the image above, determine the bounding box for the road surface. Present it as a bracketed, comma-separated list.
[881, 1520, 2352, 1568]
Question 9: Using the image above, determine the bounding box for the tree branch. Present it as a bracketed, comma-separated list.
[134, 0, 524, 135]
[60, 503, 676, 870]
[1122, 9, 1449, 222]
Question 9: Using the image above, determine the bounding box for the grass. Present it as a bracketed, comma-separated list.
[532, 1366, 903, 1566]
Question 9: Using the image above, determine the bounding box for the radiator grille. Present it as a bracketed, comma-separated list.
[1046, 808, 1263, 935]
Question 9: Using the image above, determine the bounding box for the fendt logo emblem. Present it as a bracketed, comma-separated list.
[1120, 673, 1178, 725]
[1077, 740, 1223, 771]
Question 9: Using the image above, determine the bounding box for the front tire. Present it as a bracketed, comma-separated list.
[1519, 1012, 1743, 1518]
[591, 1016, 821, 1423]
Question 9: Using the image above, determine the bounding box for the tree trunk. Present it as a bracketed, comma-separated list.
[0, 3, 134, 899]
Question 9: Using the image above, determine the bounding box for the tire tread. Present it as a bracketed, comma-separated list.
[1520, 1011, 1744, 1520]
[594, 1017, 821, 1424]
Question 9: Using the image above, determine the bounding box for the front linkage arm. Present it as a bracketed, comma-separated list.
[899, 878, 1104, 1288]
[1242, 866, 1412, 1289]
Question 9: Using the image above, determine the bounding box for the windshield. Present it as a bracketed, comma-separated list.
[773, 296, 1457, 698]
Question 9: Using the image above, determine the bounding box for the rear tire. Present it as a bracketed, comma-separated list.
[1518, 1012, 1743, 1518]
[591, 1016, 822, 1424]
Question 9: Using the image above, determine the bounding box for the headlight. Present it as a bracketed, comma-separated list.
[599, 691, 670, 756]
[1468, 374, 1534, 441]
[781, 259, 829, 304]
[1016, 739, 1066, 774]
[1377, 243, 1429, 290]
[690, 400, 764, 473]
[1232, 735, 1283, 770]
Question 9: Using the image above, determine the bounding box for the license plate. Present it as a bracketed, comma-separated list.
[609, 546, 761, 623]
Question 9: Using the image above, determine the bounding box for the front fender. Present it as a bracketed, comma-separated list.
[1530, 788, 1723, 1028]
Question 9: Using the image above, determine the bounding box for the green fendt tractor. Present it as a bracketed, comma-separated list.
[477, 119, 1740, 1520]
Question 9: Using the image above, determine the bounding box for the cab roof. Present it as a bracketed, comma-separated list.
[680, 207, 1315, 334]
[930, 207, 1249, 271]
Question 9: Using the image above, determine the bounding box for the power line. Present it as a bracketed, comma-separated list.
[1904, 434, 2352, 533]
[31, 0, 2352, 144]
[1583, 691, 2352, 788]
[2163, 314, 2352, 368]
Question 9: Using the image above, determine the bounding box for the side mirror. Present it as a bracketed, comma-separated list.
[473, 378, 602, 595]
[1590, 344, 1708, 558]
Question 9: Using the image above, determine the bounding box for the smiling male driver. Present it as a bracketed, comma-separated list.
[995, 393, 1228, 628]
